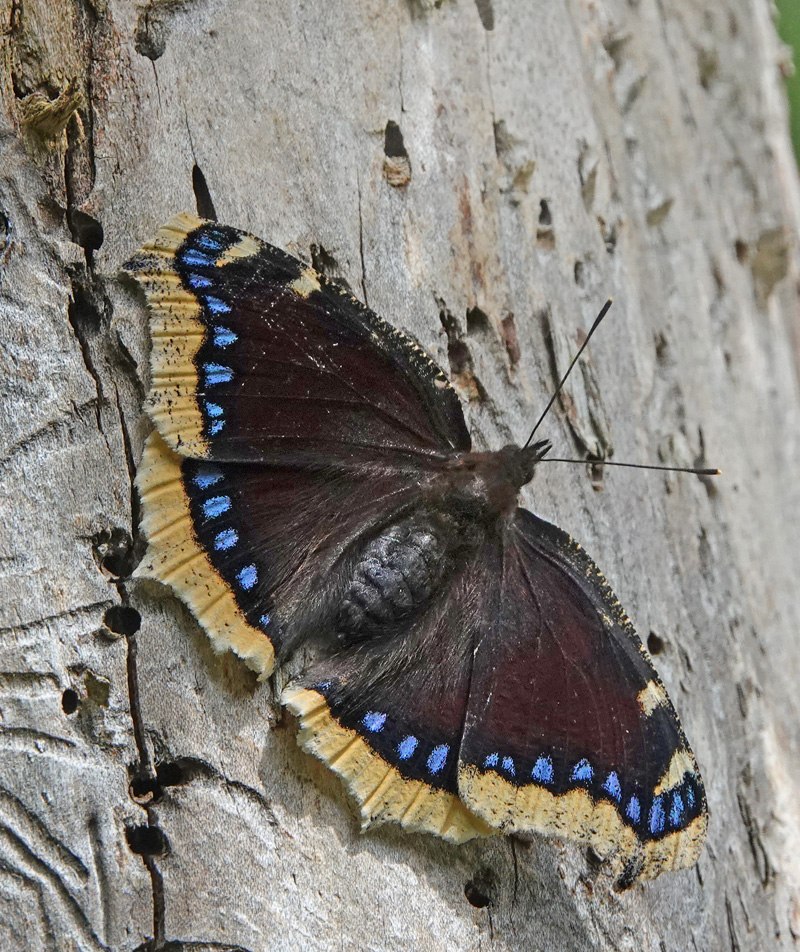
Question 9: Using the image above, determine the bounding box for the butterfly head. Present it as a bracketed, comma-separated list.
[440, 439, 552, 525]
[501, 439, 552, 489]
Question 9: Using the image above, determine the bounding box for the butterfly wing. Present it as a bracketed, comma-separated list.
[282, 537, 500, 844]
[457, 509, 708, 886]
[125, 214, 470, 464]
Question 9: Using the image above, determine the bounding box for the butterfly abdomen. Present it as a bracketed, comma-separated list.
[336, 517, 449, 642]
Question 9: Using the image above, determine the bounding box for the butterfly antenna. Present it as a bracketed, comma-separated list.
[542, 458, 721, 476]
[523, 299, 613, 449]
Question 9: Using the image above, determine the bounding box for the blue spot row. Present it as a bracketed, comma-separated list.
[214, 528, 238, 551]
[193, 466, 223, 490]
[356, 711, 449, 776]
[204, 363, 233, 386]
[362, 711, 386, 732]
[205, 296, 231, 315]
[213, 326, 237, 347]
[571, 758, 593, 782]
[203, 495, 231, 519]
[477, 750, 697, 836]
[397, 735, 418, 760]
[427, 744, 449, 775]
[532, 755, 553, 783]
[237, 564, 258, 590]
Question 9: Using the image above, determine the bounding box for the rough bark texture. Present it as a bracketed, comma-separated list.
[2, 0, 800, 949]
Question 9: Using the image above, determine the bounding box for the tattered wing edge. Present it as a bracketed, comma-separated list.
[458, 764, 708, 886]
[134, 430, 275, 678]
[282, 686, 495, 845]
[124, 212, 211, 458]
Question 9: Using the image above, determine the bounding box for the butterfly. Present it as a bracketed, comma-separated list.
[125, 213, 708, 889]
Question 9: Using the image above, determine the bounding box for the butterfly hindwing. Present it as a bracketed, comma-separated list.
[282, 538, 501, 843]
[124, 213, 470, 463]
[457, 509, 707, 884]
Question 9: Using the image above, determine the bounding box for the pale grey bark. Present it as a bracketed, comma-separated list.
[2, 0, 800, 949]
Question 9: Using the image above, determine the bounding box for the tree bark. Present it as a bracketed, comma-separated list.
[2, 0, 800, 949]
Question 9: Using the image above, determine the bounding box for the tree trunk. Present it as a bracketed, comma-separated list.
[2, 1, 800, 949]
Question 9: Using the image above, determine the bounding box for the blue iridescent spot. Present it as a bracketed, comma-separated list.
[532, 755, 554, 784]
[210, 421, 224, 435]
[205, 402, 224, 417]
[193, 467, 222, 489]
[259, 614, 271, 627]
[213, 326, 237, 347]
[187, 272, 212, 288]
[362, 711, 386, 732]
[195, 231, 226, 251]
[397, 736, 418, 760]
[649, 795, 665, 834]
[603, 771, 622, 801]
[204, 363, 233, 385]
[626, 796, 641, 823]
[686, 786, 695, 809]
[205, 296, 231, 315]
[181, 249, 214, 268]
[203, 495, 231, 519]
[502, 756, 515, 776]
[214, 528, 238, 551]
[669, 793, 684, 827]
[571, 758, 593, 782]
[237, 564, 258, 590]
[484, 752, 499, 768]
[427, 744, 449, 775]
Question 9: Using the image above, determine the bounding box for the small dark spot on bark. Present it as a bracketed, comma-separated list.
[654, 332, 669, 364]
[538, 199, 552, 226]
[474, 0, 494, 30]
[157, 760, 188, 787]
[584, 845, 604, 874]
[648, 631, 665, 655]
[92, 527, 136, 578]
[103, 605, 141, 637]
[135, 4, 168, 60]
[192, 165, 217, 220]
[493, 119, 512, 157]
[0, 210, 10, 251]
[734, 239, 748, 263]
[438, 301, 486, 402]
[62, 688, 80, 715]
[130, 760, 190, 805]
[125, 824, 168, 856]
[697, 46, 719, 89]
[466, 306, 490, 335]
[500, 314, 521, 369]
[464, 868, 495, 907]
[573, 260, 584, 286]
[68, 208, 104, 252]
[68, 274, 106, 336]
[598, 216, 618, 254]
[383, 121, 411, 187]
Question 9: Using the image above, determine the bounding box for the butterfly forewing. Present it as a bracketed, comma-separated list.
[125, 213, 470, 464]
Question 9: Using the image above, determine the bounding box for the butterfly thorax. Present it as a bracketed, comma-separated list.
[336, 441, 551, 644]
[435, 439, 552, 523]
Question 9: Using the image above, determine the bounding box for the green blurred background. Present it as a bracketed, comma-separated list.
[777, 0, 800, 163]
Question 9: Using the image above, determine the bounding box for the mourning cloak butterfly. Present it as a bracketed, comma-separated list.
[125, 213, 708, 888]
